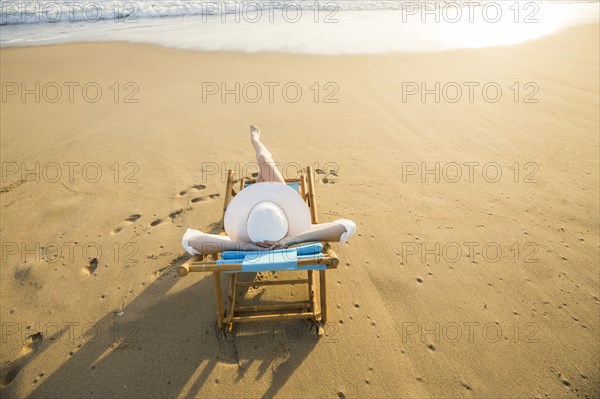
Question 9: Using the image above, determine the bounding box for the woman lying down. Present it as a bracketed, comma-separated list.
[181, 125, 356, 256]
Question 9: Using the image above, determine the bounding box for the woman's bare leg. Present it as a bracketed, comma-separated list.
[188, 233, 263, 255]
[288, 222, 347, 244]
[250, 125, 285, 183]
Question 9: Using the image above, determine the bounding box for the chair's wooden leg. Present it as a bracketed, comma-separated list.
[225, 273, 238, 332]
[213, 271, 224, 330]
[300, 174, 307, 201]
[306, 166, 319, 224]
[307, 270, 312, 301]
[222, 170, 235, 229]
[319, 270, 328, 323]
[308, 270, 319, 321]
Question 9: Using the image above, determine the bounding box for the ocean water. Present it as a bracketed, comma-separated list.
[0, 1, 598, 54]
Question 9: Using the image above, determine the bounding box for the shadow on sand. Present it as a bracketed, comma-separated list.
[11, 259, 319, 398]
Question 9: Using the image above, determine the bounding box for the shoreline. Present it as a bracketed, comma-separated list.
[2, 2, 599, 55]
[0, 19, 598, 57]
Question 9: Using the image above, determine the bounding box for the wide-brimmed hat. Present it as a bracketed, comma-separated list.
[224, 182, 311, 243]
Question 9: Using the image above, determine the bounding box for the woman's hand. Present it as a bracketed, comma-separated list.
[243, 242, 273, 251]
[254, 239, 289, 250]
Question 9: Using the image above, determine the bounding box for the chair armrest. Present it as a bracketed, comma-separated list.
[178, 254, 204, 276]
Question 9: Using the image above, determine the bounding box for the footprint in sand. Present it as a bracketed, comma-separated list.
[0, 332, 42, 389]
[169, 210, 183, 220]
[177, 184, 207, 197]
[82, 258, 98, 276]
[13, 266, 42, 291]
[14, 266, 32, 285]
[111, 214, 142, 234]
[146, 191, 220, 230]
[151, 210, 183, 227]
[316, 168, 338, 184]
[0, 179, 27, 194]
[190, 193, 220, 204]
[126, 214, 141, 222]
[460, 381, 473, 391]
[149, 206, 195, 228]
[150, 218, 164, 227]
[557, 373, 571, 387]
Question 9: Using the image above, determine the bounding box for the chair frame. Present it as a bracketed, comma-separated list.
[178, 166, 339, 334]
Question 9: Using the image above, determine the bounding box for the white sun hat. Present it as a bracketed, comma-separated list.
[224, 182, 311, 243]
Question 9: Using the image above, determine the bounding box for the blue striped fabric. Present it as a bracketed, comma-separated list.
[221, 242, 323, 260]
[217, 243, 326, 272]
[240, 248, 298, 272]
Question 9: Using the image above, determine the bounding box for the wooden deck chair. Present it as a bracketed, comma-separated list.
[178, 166, 339, 334]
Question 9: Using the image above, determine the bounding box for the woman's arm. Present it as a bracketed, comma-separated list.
[223, 219, 356, 250]
[285, 222, 347, 245]
[188, 233, 266, 255]
[257, 221, 351, 249]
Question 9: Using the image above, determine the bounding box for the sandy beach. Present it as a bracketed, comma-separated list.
[1, 21, 598, 398]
